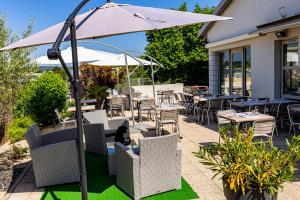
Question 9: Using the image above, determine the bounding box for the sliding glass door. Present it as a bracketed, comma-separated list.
[219, 47, 251, 96]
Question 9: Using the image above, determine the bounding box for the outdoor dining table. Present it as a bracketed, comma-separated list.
[218, 112, 275, 124]
[67, 105, 96, 113]
[151, 104, 186, 112]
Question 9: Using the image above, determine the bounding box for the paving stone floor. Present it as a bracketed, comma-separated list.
[4, 113, 300, 200]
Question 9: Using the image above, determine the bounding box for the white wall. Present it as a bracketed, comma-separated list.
[208, 0, 300, 43]
[132, 83, 184, 98]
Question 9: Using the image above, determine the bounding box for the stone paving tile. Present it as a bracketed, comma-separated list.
[5, 113, 300, 200]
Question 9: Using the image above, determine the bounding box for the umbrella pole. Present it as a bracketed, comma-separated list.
[125, 54, 135, 127]
[70, 22, 88, 200]
[151, 59, 155, 99]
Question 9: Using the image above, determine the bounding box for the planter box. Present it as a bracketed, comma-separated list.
[223, 184, 278, 200]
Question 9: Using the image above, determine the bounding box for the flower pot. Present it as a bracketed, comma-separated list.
[223, 184, 278, 200]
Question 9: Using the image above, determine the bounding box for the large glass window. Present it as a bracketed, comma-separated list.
[282, 39, 300, 97]
[220, 51, 230, 94]
[245, 47, 251, 96]
[219, 47, 251, 96]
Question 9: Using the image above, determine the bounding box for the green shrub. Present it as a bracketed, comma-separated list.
[7, 116, 34, 143]
[8, 144, 28, 160]
[14, 72, 68, 125]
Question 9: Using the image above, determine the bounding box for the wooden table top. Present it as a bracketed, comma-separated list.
[107, 95, 127, 99]
[151, 104, 186, 111]
[218, 112, 275, 123]
[132, 97, 156, 102]
[67, 105, 96, 112]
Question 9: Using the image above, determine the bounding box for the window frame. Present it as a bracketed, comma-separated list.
[281, 38, 300, 100]
[218, 46, 251, 96]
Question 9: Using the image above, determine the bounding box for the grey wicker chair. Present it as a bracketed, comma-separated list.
[114, 133, 181, 200]
[83, 123, 114, 156]
[83, 110, 129, 137]
[25, 124, 80, 188]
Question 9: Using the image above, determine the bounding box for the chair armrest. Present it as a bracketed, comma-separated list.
[114, 142, 140, 199]
[108, 118, 129, 130]
[30, 140, 80, 187]
[42, 128, 77, 145]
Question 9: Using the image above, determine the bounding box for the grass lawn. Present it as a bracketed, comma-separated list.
[41, 153, 198, 200]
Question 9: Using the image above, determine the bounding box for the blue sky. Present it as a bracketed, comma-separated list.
[0, 0, 220, 58]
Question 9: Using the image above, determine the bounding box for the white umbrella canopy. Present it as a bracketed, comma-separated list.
[35, 46, 119, 66]
[0, 2, 232, 51]
[90, 53, 154, 66]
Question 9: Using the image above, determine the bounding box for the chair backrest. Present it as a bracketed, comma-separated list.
[55, 109, 63, 123]
[139, 133, 180, 195]
[174, 93, 180, 103]
[208, 98, 223, 110]
[111, 97, 123, 106]
[163, 90, 174, 98]
[287, 104, 300, 124]
[179, 93, 186, 103]
[131, 92, 142, 99]
[253, 120, 275, 138]
[140, 99, 155, 109]
[83, 110, 109, 129]
[217, 110, 236, 125]
[160, 109, 178, 122]
[83, 123, 107, 155]
[25, 124, 42, 150]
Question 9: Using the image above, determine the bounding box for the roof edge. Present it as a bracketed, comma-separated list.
[198, 0, 233, 38]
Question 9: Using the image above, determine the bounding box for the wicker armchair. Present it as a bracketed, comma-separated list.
[83, 110, 129, 137]
[114, 133, 181, 200]
[25, 124, 80, 188]
[83, 123, 114, 156]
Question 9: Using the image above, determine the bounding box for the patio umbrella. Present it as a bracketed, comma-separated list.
[90, 53, 154, 66]
[35, 46, 120, 67]
[0, 1, 232, 199]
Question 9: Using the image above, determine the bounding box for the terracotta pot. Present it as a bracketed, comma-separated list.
[223, 184, 278, 200]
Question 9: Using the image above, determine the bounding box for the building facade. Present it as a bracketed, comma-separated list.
[199, 0, 300, 100]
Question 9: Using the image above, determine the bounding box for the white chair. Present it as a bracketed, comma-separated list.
[138, 99, 155, 122]
[217, 109, 236, 128]
[157, 109, 179, 135]
[114, 133, 181, 200]
[55, 109, 76, 130]
[252, 120, 276, 141]
[109, 97, 124, 117]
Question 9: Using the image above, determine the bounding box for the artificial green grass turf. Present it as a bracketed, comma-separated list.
[41, 153, 198, 200]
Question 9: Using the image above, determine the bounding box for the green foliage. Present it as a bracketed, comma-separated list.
[52, 66, 68, 81]
[80, 64, 125, 108]
[195, 127, 300, 196]
[7, 116, 34, 143]
[8, 144, 28, 160]
[14, 72, 68, 125]
[144, 3, 215, 85]
[0, 15, 37, 141]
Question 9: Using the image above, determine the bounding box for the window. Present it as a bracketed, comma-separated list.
[219, 47, 251, 96]
[220, 51, 230, 94]
[282, 39, 300, 98]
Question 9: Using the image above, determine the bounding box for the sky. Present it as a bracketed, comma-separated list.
[0, 0, 220, 58]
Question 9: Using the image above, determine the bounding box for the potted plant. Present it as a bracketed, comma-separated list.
[194, 127, 300, 200]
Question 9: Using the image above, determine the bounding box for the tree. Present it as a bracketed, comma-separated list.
[144, 2, 215, 85]
[80, 64, 126, 108]
[0, 16, 37, 142]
